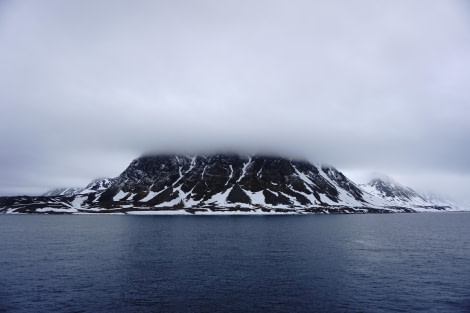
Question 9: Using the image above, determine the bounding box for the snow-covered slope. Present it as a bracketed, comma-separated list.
[42, 178, 116, 196]
[1, 154, 467, 214]
[81, 178, 116, 193]
[42, 187, 83, 197]
[359, 177, 464, 211]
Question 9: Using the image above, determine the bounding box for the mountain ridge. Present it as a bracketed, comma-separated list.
[1, 153, 467, 214]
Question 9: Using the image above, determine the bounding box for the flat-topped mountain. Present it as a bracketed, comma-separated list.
[0, 154, 466, 214]
[98, 154, 367, 208]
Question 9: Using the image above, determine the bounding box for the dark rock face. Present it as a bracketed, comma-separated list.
[226, 184, 251, 204]
[98, 154, 368, 209]
[0, 153, 464, 214]
[321, 166, 364, 201]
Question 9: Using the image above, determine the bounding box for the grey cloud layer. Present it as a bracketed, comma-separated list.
[1, 0, 469, 200]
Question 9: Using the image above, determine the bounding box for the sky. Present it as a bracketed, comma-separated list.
[1, 0, 470, 201]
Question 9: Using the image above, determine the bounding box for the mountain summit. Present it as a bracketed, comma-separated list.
[0, 154, 466, 214]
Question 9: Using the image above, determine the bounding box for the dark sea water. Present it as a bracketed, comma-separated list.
[0, 213, 469, 313]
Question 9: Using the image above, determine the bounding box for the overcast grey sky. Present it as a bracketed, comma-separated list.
[1, 0, 469, 201]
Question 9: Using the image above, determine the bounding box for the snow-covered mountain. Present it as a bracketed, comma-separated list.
[42, 187, 83, 197]
[41, 178, 116, 196]
[1, 154, 467, 214]
[82, 178, 117, 193]
[420, 191, 464, 208]
[360, 177, 464, 212]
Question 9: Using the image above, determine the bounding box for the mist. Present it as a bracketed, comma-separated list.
[1, 0, 469, 201]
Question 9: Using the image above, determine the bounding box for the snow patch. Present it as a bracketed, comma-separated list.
[36, 207, 78, 213]
[113, 190, 128, 201]
[126, 210, 191, 215]
[141, 188, 167, 202]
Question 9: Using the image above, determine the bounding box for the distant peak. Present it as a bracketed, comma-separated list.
[368, 174, 398, 186]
